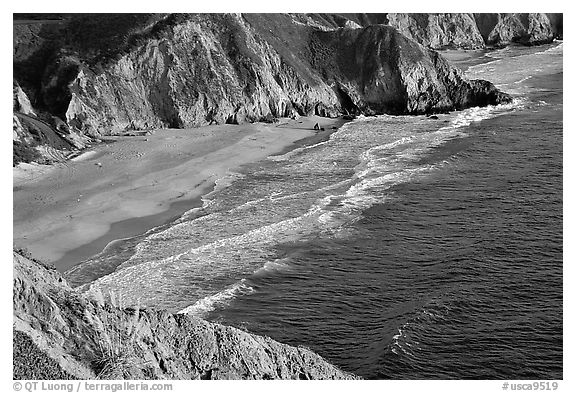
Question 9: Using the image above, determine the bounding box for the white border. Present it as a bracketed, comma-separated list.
[3, 5, 570, 392]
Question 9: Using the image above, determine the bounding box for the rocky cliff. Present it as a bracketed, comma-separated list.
[385, 13, 486, 49]
[303, 13, 562, 49]
[474, 13, 559, 46]
[13, 249, 357, 380]
[386, 13, 561, 48]
[13, 13, 512, 165]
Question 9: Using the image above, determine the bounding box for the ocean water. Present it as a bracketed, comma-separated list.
[69, 43, 563, 379]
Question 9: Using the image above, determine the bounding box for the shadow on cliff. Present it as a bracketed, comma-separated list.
[13, 249, 359, 380]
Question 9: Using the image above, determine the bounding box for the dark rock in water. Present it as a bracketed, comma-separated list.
[429, 115, 439, 120]
[457, 78, 513, 108]
[12, 250, 358, 380]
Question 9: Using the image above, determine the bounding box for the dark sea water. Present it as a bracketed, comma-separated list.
[72, 43, 563, 379]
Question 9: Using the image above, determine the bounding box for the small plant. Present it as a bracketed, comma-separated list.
[94, 329, 139, 379]
[91, 291, 149, 379]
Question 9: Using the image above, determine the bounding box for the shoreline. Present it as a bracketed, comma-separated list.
[271, 117, 348, 157]
[56, 184, 212, 273]
[14, 116, 348, 273]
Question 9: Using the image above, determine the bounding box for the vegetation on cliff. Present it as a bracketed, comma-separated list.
[13, 249, 358, 380]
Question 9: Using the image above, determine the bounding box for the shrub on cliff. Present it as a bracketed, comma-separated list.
[13, 141, 40, 166]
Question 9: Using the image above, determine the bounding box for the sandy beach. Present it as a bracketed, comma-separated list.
[13, 116, 346, 270]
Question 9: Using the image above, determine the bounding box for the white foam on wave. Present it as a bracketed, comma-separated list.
[444, 99, 526, 130]
[468, 42, 562, 91]
[268, 119, 364, 163]
[89, 191, 336, 300]
[177, 279, 255, 317]
[180, 171, 247, 218]
[318, 164, 443, 229]
[467, 58, 503, 74]
[390, 326, 415, 356]
[89, 101, 528, 313]
[539, 42, 563, 55]
[70, 171, 250, 278]
[388, 304, 451, 356]
[314, 100, 525, 230]
[115, 174, 356, 273]
[214, 171, 246, 191]
[268, 140, 330, 162]
[255, 258, 293, 275]
[314, 121, 454, 228]
[359, 136, 416, 163]
[514, 75, 533, 84]
[177, 256, 293, 318]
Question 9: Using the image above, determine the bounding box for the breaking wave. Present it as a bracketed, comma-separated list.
[82, 85, 526, 315]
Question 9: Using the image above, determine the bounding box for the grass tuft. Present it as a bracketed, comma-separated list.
[91, 292, 149, 379]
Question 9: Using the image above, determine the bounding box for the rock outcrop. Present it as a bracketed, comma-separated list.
[389, 13, 561, 48]
[385, 13, 486, 49]
[307, 13, 562, 49]
[306, 25, 510, 115]
[474, 13, 559, 46]
[13, 13, 511, 147]
[13, 250, 357, 380]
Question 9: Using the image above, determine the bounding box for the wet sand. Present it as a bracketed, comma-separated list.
[13, 116, 345, 270]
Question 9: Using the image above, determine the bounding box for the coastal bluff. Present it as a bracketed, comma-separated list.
[13, 13, 513, 165]
[333, 13, 563, 49]
[13, 249, 358, 380]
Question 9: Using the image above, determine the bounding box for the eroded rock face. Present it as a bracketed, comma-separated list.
[474, 13, 556, 46]
[13, 14, 523, 165]
[308, 25, 511, 115]
[13, 250, 357, 380]
[13, 80, 36, 116]
[302, 13, 562, 49]
[385, 13, 486, 49]
[62, 14, 342, 134]
[15, 14, 511, 138]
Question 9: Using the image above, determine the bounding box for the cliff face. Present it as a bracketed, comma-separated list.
[62, 16, 509, 134]
[314, 13, 562, 49]
[307, 25, 510, 115]
[63, 14, 342, 134]
[13, 13, 512, 164]
[13, 250, 357, 380]
[385, 13, 486, 49]
[474, 13, 558, 46]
